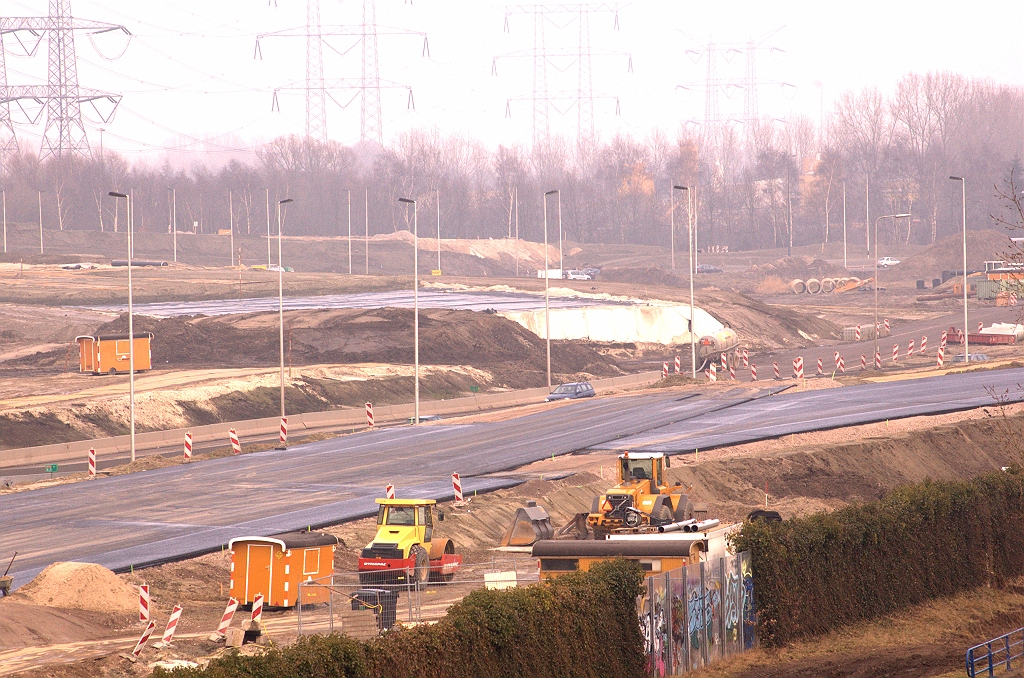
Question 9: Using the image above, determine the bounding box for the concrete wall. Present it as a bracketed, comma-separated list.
[0, 371, 661, 469]
[500, 304, 724, 345]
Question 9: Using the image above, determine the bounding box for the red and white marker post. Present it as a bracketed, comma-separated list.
[892, 344, 899, 363]
[662, 362, 669, 379]
[884, 318, 890, 334]
[855, 325, 862, 341]
[452, 472, 464, 503]
[385, 484, 395, 499]
[139, 585, 150, 622]
[279, 416, 288, 445]
[979, 321, 984, 332]
[937, 346, 945, 368]
[708, 363, 717, 382]
[920, 336, 927, 354]
[229, 429, 241, 455]
[159, 605, 183, 646]
[875, 350, 882, 369]
[861, 354, 867, 371]
[742, 349, 749, 368]
[773, 362, 780, 380]
[793, 357, 804, 379]
[365, 402, 374, 428]
[750, 364, 757, 381]
[183, 432, 192, 461]
[131, 620, 157, 658]
[721, 354, 727, 373]
[212, 598, 239, 640]
[88, 448, 96, 478]
[251, 594, 264, 625]
[1011, 293, 1018, 306]
[907, 339, 914, 357]
[729, 363, 736, 380]
[838, 355, 846, 373]
[674, 355, 681, 374]
[941, 330, 948, 348]
[816, 358, 823, 377]
[834, 351, 841, 371]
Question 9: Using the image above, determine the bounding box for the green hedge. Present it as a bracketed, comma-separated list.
[157, 560, 645, 678]
[732, 468, 1024, 646]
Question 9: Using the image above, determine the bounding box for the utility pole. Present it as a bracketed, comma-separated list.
[277, 198, 293, 429]
[38, 190, 43, 254]
[842, 179, 847, 268]
[265, 189, 272, 268]
[364, 188, 369, 274]
[435, 188, 441, 274]
[347, 188, 352, 274]
[229, 190, 235, 267]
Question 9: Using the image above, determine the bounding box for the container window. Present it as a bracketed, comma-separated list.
[539, 559, 578, 572]
[115, 339, 131, 355]
[303, 548, 320, 575]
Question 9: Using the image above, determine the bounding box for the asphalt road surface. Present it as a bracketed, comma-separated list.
[89, 289, 632, 318]
[5, 368, 1024, 590]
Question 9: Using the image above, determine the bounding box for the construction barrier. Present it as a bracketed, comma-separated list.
[729, 363, 736, 380]
[793, 357, 804, 379]
[861, 354, 867, 370]
[183, 432, 192, 461]
[132, 620, 157, 658]
[979, 321, 984, 332]
[139, 585, 150, 622]
[662, 362, 669, 379]
[834, 351, 841, 371]
[908, 339, 914, 357]
[721, 354, 727, 371]
[941, 330, 948, 348]
[816, 358, 823, 376]
[160, 605, 183, 645]
[875, 350, 882, 369]
[855, 325, 862, 341]
[838, 356, 846, 373]
[279, 416, 288, 445]
[229, 429, 241, 455]
[251, 594, 264, 624]
[937, 346, 945, 368]
[920, 336, 927, 353]
[1011, 293, 1018, 306]
[892, 344, 899, 363]
[385, 484, 395, 499]
[773, 362, 780, 380]
[214, 598, 238, 638]
[365, 402, 374, 428]
[88, 448, 96, 477]
[884, 318, 890, 333]
[742, 349, 749, 368]
[674, 355, 681, 374]
[452, 473, 464, 502]
[750, 364, 757, 381]
[709, 363, 717, 382]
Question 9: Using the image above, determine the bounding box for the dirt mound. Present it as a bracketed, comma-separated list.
[597, 266, 682, 286]
[14, 562, 137, 613]
[898, 229, 1014, 279]
[748, 256, 847, 280]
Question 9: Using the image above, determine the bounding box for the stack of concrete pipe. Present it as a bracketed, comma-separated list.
[789, 276, 861, 294]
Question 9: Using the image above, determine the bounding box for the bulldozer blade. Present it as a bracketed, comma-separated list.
[499, 502, 555, 547]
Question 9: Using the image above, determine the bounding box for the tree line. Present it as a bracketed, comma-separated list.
[3, 70, 1021, 254]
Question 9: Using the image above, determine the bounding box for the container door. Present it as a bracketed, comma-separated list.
[80, 341, 92, 372]
[246, 544, 273, 604]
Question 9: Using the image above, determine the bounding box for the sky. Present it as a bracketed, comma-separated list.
[2, 0, 1022, 165]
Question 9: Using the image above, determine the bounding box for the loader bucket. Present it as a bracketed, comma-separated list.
[499, 502, 555, 547]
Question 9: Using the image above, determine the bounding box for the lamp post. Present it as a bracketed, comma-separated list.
[435, 188, 441, 274]
[399, 197, 420, 424]
[169, 188, 177, 263]
[346, 189, 352, 274]
[38, 190, 44, 254]
[873, 213, 911, 361]
[108, 191, 136, 462]
[670, 186, 676, 270]
[365, 188, 369, 275]
[675, 185, 696, 377]
[544, 190, 558, 388]
[2, 190, 6, 254]
[841, 179, 847, 269]
[557, 191, 563, 275]
[277, 198, 293, 433]
[950, 176, 969, 363]
[265, 189, 272, 268]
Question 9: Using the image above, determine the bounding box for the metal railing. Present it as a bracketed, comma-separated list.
[967, 627, 1024, 677]
[296, 555, 538, 638]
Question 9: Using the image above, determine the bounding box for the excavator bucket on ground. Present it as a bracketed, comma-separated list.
[499, 501, 555, 547]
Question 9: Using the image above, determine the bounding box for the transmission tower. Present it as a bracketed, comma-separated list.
[495, 4, 630, 149]
[0, 0, 128, 160]
[258, 0, 427, 146]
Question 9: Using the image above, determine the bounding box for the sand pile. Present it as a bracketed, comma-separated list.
[898, 230, 1014, 278]
[14, 562, 137, 613]
[371, 230, 556, 263]
[748, 256, 847, 280]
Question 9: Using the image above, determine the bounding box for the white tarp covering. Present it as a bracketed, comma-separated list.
[499, 304, 724, 345]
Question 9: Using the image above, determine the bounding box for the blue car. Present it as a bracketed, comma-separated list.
[545, 381, 596, 401]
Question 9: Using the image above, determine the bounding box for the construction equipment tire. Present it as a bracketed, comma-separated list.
[410, 545, 429, 585]
[673, 495, 694, 522]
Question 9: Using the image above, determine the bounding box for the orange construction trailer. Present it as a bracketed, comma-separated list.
[228, 531, 340, 608]
[75, 332, 154, 375]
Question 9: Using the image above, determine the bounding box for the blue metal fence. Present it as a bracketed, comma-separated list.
[966, 627, 1024, 677]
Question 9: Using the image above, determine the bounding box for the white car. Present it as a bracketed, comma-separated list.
[877, 257, 900, 268]
[565, 270, 592, 280]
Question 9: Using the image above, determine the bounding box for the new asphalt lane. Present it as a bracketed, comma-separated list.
[4, 367, 1024, 590]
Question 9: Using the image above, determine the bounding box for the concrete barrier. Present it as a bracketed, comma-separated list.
[0, 371, 661, 469]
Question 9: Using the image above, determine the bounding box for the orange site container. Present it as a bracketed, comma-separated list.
[228, 531, 340, 608]
[75, 333, 154, 375]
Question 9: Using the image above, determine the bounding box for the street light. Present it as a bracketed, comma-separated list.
[277, 198, 293, 437]
[399, 197, 421, 424]
[556, 191, 563, 275]
[669, 186, 676, 270]
[841, 179, 847, 269]
[168, 188, 177, 263]
[674, 185, 696, 378]
[950, 176, 969, 363]
[435, 188, 441, 274]
[38, 190, 44, 254]
[873, 213, 911, 361]
[543, 190, 558, 388]
[108, 191, 136, 463]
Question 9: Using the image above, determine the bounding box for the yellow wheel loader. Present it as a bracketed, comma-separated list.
[586, 452, 693, 536]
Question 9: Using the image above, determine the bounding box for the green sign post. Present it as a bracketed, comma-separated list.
[470, 385, 480, 393]
[44, 464, 58, 478]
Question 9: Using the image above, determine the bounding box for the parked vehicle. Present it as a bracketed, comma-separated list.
[357, 498, 461, 586]
[580, 267, 601, 278]
[545, 381, 596, 401]
[877, 257, 900, 268]
[566, 270, 592, 280]
[696, 263, 722, 273]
